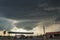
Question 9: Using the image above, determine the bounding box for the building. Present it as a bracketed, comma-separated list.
[45, 31, 60, 38]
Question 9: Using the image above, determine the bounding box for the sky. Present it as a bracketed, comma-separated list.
[0, 0, 60, 35]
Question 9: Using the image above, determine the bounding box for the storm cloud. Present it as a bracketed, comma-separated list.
[15, 20, 38, 30]
[0, 0, 48, 19]
[0, 0, 60, 35]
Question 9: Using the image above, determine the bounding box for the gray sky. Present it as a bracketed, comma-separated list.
[0, 0, 60, 35]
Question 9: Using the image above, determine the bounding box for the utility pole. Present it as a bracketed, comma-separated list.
[43, 25, 46, 40]
[43, 25, 45, 35]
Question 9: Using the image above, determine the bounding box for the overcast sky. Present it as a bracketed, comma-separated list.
[0, 0, 60, 35]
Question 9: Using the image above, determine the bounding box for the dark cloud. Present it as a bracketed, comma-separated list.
[47, 0, 60, 22]
[48, 0, 60, 7]
[0, 0, 60, 20]
[0, 0, 48, 19]
[15, 20, 39, 30]
[0, 0, 60, 32]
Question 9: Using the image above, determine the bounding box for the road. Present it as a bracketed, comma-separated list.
[0, 36, 60, 40]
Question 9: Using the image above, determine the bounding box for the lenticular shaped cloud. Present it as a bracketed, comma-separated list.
[14, 17, 56, 30]
[15, 21, 38, 30]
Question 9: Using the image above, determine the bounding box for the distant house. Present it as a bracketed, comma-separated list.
[45, 31, 60, 38]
